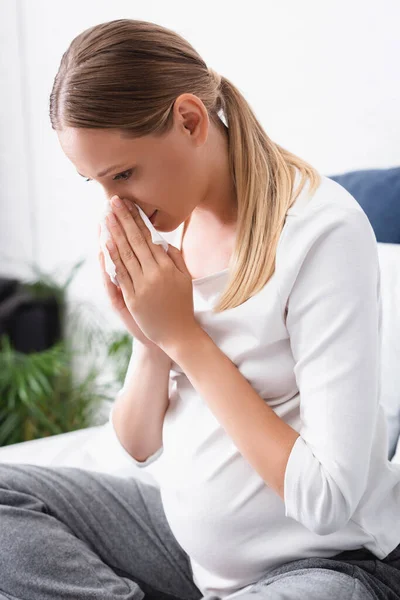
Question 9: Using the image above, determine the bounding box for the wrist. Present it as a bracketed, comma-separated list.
[136, 340, 172, 366]
[161, 326, 208, 364]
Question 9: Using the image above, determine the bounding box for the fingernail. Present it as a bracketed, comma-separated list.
[112, 195, 122, 208]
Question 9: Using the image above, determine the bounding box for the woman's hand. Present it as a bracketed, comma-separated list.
[98, 225, 164, 352]
[104, 195, 200, 353]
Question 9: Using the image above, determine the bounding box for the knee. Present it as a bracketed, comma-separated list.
[0, 463, 48, 511]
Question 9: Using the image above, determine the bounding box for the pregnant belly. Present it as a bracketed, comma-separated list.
[158, 438, 286, 580]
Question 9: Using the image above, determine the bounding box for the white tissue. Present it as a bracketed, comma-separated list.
[99, 200, 169, 286]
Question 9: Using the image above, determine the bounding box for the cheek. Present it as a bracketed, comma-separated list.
[164, 151, 205, 202]
[122, 172, 179, 215]
[153, 159, 198, 209]
[127, 147, 204, 216]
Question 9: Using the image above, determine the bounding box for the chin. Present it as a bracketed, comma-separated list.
[154, 216, 182, 233]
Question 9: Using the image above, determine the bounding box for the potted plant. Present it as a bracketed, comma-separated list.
[0, 258, 133, 447]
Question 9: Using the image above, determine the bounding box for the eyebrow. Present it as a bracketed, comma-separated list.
[78, 164, 129, 178]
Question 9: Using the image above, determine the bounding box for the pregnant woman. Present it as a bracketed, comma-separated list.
[1, 17, 400, 600]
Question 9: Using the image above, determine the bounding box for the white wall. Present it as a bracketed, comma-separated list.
[1, 0, 399, 327]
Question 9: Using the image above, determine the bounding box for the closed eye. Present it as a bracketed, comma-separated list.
[84, 169, 133, 183]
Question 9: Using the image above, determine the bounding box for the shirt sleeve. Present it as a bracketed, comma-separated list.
[281, 205, 382, 536]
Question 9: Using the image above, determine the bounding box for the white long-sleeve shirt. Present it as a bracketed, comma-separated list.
[108, 170, 400, 599]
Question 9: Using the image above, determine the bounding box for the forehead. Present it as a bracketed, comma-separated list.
[57, 127, 168, 176]
[57, 127, 135, 156]
[58, 126, 175, 156]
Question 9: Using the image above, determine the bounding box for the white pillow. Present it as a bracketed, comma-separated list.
[376, 243, 400, 461]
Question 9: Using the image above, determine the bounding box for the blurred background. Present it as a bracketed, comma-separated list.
[0, 1, 399, 455]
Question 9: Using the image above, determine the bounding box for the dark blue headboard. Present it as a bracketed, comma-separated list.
[327, 166, 400, 244]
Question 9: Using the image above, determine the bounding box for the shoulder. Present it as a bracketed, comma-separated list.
[286, 170, 366, 217]
[276, 173, 379, 298]
[278, 172, 377, 256]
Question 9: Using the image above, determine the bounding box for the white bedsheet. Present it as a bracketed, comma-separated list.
[0, 421, 160, 487]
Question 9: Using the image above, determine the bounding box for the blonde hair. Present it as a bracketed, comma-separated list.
[50, 18, 322, 313]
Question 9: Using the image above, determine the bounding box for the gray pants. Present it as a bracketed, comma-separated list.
[0, 463, 398, 600]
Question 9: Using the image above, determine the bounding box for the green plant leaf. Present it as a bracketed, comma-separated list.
[26, 401, 63, 435]
[6, 388, 18, 411]
[0, 258, 140, 445]
[0, 412, 21, 446]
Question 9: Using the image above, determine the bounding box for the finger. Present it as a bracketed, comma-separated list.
[104, 231, 136, 294]
[123, 200, 155, 240]
[106, 210, 142, 283]
[109, 196, 159, 271]
[166, 244, 191, 277]
[124, 200, 169, 265]
[122, 199, 164, 261]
